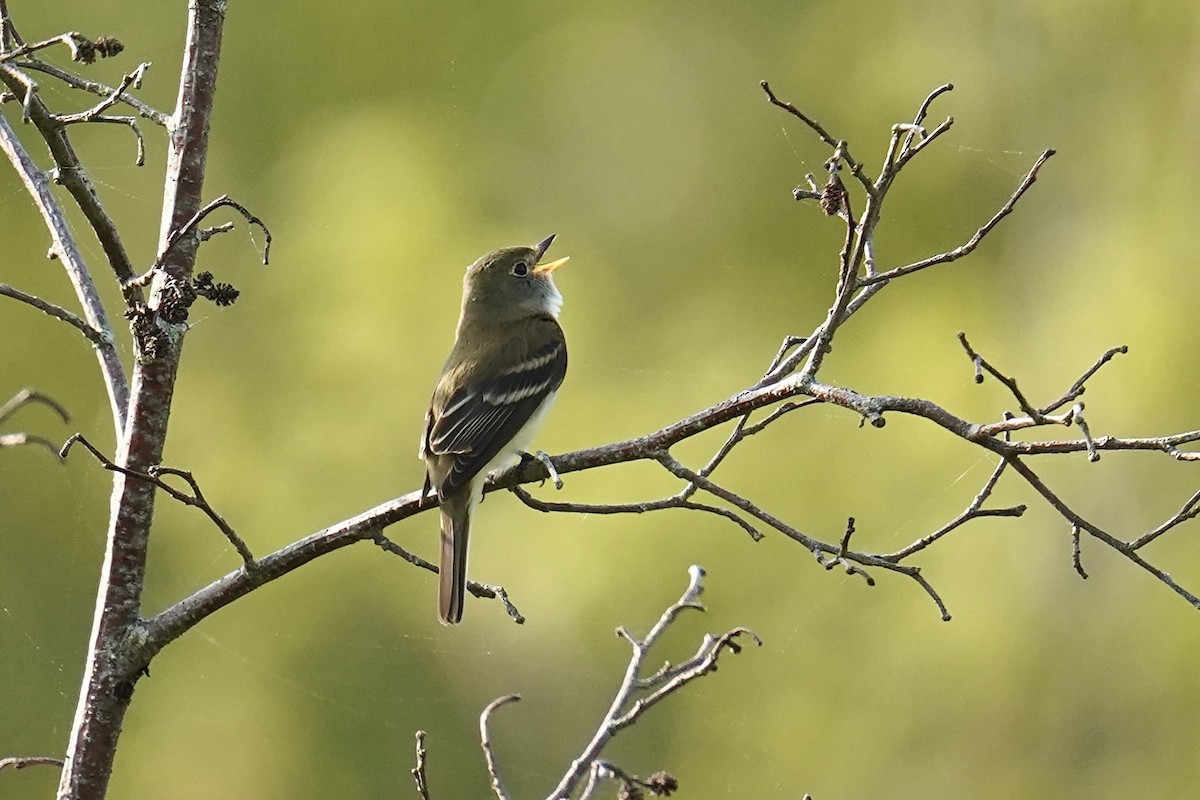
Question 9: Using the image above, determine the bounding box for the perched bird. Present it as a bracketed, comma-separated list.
[420, 235, 569, 624]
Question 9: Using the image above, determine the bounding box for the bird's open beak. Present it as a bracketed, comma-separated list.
[533, 234, 556, 260]
[532, 233, 569, 274]
[533, 255, 569, 274]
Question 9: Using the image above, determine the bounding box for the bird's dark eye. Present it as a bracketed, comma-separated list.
[511, 261, 530, 277]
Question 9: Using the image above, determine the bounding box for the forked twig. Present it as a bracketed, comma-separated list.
[466, 568, 757, 800]
[550, 565, 757, 800]
[861, 149, 1056, 286]
[60, 433, 255, 568]
[127, 195, 272, 288]
[760, 79, 872, 193]
[372, 533, 524, 623]
[16, 58, 168, 124]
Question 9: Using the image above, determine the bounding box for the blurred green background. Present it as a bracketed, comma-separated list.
[4, 1, 1200, 798]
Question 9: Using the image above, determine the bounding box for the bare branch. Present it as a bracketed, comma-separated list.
[0, 30, 121, 65]
[15, 58, 168, 125]
[128, 194, 272, 289]
[896, 114, 954, 167]
[957, 331, 1039, 417]
[741, 399, 820, 436]
[479, 695, 521, 800]
[760, 79, 873, 194]
[0, 282, 111, 346]
[510, 483, 764, 542]
[0, 431, 63, 458]
[1040, 345, 1128, 414]
[0, 0, 20, 50]
[648, 451, 941, 617]
[0, 387, 69, 425]
[89, 115, 146, 164]
[814, 518, 876, 586]
[912, 83, 954, 130]
[54, 62, 149, 122]
[57, 6, 231, 791]
[884, 460, 1026, 561]
[410, 730, 430, 800]
[1071, 526, 1089, 579]
[1129, 489, 1200, 551]
[0, 104, 128, 435]
[545, 565, 759, 800]
[764, 334, 808, 376]
[372, 533, 525, 623]
[861, 149, 1056, 286]
[0, 64, 144, 301]
[60, 434, 256, 568]
[580, 762, 679, 800]
[0, 755, 65, 771]
[1005, 456, 1200, 609]
[8, 72, 1192, 800]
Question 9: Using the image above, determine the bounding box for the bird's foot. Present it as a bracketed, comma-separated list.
[521, 450, 563, 489]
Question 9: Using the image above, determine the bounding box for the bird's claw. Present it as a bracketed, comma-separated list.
[523, 450, 563, 489]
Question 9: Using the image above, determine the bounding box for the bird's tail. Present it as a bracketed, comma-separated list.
[438, 495, 470, 624]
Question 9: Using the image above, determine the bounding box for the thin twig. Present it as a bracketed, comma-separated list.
[1129, 489, 1200, 551]
[372, 533, 525, 622]
[814, 518, 876, 585]
[0, 30, 99, 63]
[760, 79, 873, 194]
[581, 761, 679, 800]
[60, 434, 256, 568]
[910, 83, 954, 134]
[410, 730, 430, 800]
[764, 335, 808, 375]
[479, 695, 521, 800]
[128, 194, 272, 288]
[510, 484, 764, 542]
[54, 62, 149, 122]
[653, 449, 952, 617]
[0, 755, 65, 771]
[16, 58, 168, 125]
[0, 0, 21, 50]
[0, 63, 144, 301]
[884, 460, 1025, 561]
[0, 104, 129, 435]
[1074, 403, 1098, 462]
[1041, 345, 1128, 414]
[66, 114, 145, 165]
[0, 282, 111, 346]
[861, 149, 1056, 285]
[897, 115, 954, 166]
[957, 332, 1039, 418]
[0, 432, 63, 458]
[546, 566, 759, 800]
[0, 387, 69, 425]
[1006, 456, 1200, 609]
[742, 399, 820, 436]
[1071, 526, 1088, 579]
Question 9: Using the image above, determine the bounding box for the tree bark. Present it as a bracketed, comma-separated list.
[55, 3, 226, 797]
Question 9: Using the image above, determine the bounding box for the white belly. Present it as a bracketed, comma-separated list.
[471, 391, 558, 502]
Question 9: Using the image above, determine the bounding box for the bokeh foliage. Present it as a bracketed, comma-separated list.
[3, 1, 1200, 798]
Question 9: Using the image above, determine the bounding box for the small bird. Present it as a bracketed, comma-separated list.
[420, 235, 569, 624]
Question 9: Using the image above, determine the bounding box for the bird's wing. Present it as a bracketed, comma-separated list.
[424, 324, 567, 498]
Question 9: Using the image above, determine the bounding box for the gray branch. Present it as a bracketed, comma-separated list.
[0, 108, 127, 437]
